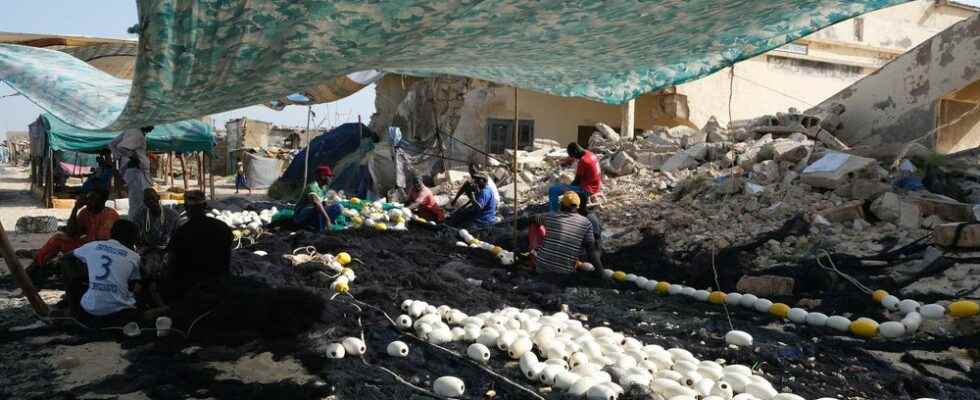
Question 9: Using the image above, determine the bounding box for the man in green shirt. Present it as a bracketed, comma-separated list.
[293, 165, 333, 230]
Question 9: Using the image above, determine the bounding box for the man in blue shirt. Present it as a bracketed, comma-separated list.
[447, 173, 497, 230]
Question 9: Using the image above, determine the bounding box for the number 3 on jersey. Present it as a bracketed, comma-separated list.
[95, 254, 112, 280]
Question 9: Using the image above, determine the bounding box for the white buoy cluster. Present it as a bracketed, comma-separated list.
[283, 250, 357, 294]
[599, 271, 978, 340]
[325, 336, 367, 359]
[207, 208, 278, 232]
[395, 299, 818, 400]
[456, 229, 515, 266]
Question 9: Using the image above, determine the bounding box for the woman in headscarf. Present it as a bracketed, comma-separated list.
[292, 165, 334, 230]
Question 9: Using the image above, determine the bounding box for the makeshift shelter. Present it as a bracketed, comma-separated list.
[272, 122, 415, 201]
[28, 113, 216, 207]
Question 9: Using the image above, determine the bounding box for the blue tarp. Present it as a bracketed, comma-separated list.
[282, 123, 372, 184]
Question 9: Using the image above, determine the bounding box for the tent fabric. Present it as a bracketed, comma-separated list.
[282, 123, 370, 184]
[40, 113, 215, 154]
[244, 152, 283, 189]
[0, 0, 908, 131]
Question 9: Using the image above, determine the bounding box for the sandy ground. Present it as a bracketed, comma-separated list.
[0, 165, 269, 275]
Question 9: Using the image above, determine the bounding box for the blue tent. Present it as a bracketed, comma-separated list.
[281, 122, 373, 186]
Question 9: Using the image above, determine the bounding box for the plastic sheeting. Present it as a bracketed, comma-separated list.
[244, 152, 283, 189]
[37, 113, 214, 154]
[0, 0, 907, 130]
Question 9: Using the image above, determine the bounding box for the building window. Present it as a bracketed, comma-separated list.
[486, 119, 534, 154]
[854, 18, 864, 42]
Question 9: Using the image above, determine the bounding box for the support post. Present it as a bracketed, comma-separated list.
[0, 221, 49, 316]
[620, 98, 636, 140]
[208, 153, 216, 200]
[197, 152, 205, 192]
[303, 105, 313, 185]
[168, 152, 174, 188]
[512, 87, 519, 248]
[178, 153, 189, 191]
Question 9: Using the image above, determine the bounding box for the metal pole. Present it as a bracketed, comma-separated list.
[303, 105, 313, 185]
[0, 221, 49, 316]
[512, 87, 519, 248]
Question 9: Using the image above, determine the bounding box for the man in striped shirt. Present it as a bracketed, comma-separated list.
[530, 191, 604, 274]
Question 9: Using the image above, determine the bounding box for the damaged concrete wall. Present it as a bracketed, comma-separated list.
[677, 0, 972, 129]
[819, 13, 980, 148]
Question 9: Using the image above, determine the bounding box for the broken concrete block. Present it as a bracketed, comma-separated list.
[769, 141, 809, 163]
[704, 142, 731, 161]
[736, 275, 795, 297]
[935, 223, 980, 248]
[634, 151, 674, 170]
[603, 151, 638, 177]
[848, 179, 891, 201]
[908, 194, 973, 222]
[498, 182, 530, 202]
[800, 152, 875, 189]
[702, 116, 728, 143]
[816, 129, 849, 151]
[595, 123, 621, 143]
[447, 170, 471, 185]
[870, 192, 921, 229]
[818, 200, 866, 223]
[685, 143, 709, 161]
[921, 214, 945, 229]
[669, 126, 705, 148]
[533, 138, 562, 149]
[660, 152, 699, 172]
[750, 160, 781, 184]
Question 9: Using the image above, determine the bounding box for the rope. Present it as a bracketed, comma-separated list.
[815, 249, 873, 295]
[711, 247, 735, 331]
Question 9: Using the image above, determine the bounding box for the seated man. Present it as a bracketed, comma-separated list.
[406, 176, 445, 223]
[451, 163, 499, 207]
[132, 188, 181, 308]
[528, 192, 604, 274]
[61, 219, 142, 326]
[548, 143, 601, 212]
[165, 190, 233, 304]
[446, 173, 497, 230]
[293, 166, 333, 231]
[32, 189, 119, 271]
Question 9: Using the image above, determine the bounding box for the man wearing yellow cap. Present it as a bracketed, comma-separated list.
[528, 191, 604, 274]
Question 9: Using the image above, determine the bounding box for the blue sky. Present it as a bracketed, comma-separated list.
[0, 0, 376, 137]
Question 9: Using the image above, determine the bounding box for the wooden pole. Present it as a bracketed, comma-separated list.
[208, 153, 216, 200]
[168, 152, 174, 188]
[197, 152, 205, 192]
[46, 146, 54, 208]
[178, 153, 189, 191]
[512, 87, 519, 248]
[0, 221, 50, 316]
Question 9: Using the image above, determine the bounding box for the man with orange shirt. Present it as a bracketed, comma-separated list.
[548, 143, 602, 212]
[406, 176, 445, 223]
[32, 189, 119, 269]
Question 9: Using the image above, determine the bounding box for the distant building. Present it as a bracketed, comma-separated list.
[373, 0, 978, 157]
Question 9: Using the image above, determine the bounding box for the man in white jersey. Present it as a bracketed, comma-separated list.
[62, 219, 143, 326]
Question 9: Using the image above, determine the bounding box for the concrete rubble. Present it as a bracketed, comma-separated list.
[424, 104, 980, 322]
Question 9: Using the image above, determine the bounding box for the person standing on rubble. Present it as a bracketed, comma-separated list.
[548, 143, 601, 212]
[527, 191, 604, 275]
[165, 190, 233, 304]
[293, 165, 334, 230]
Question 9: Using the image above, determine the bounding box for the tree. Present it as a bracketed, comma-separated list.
[126, 24, 140, 34]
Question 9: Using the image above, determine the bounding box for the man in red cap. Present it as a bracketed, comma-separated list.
[293, 165, 333, 230]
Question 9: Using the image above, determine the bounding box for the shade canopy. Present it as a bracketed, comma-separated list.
[0, 0, 907, 131]
[40, 113, 214, 154]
